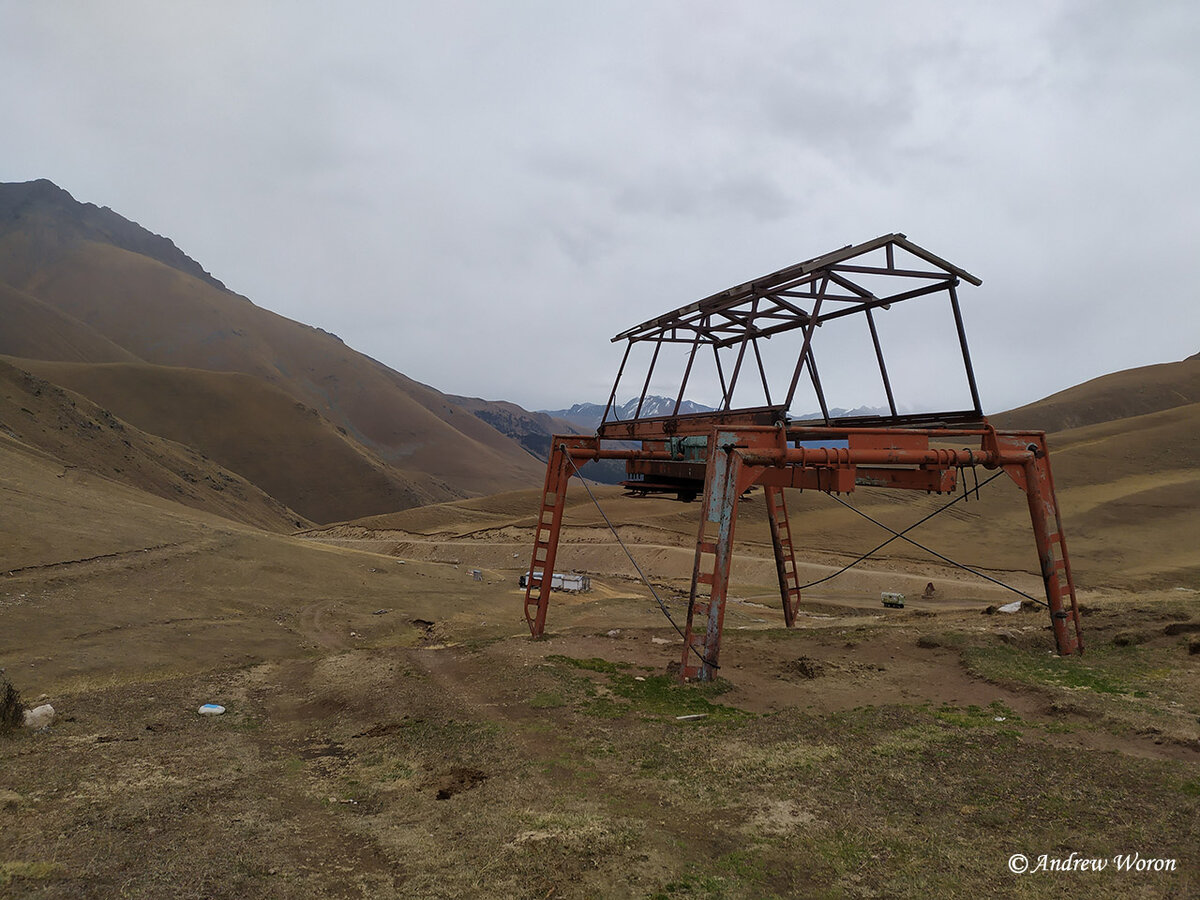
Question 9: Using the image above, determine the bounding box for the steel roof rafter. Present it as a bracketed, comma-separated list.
[599, 234, 984, 433]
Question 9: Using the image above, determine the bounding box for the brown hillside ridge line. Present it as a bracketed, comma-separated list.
[0, 281, 140, 364]
[0, 357, 305, 534]
[9, 357, 451, 525]
[990, 353, 1200, 433]
[0, 179, 543, 522]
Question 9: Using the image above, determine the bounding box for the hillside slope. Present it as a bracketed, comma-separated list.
[0, 180, 544, 520]
[0, 358, 304, 534]
[11, 358, 451, 523]
[447, 394, 581, 460]
[0, 281, 141, 364]
[991, 354, 1200, 433]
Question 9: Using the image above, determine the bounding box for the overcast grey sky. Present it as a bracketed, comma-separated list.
[2, 1, 1197, 413]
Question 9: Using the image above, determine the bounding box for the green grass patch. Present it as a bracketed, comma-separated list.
[543, 656, 748, 721]
[528, 691, 567, 709]
[546, 654, 631, 673]
[932, 700, 1020, 729]
[0, 861, 67, 887]
[963, 643, 1143, 695]
[607, 673, 747, 721]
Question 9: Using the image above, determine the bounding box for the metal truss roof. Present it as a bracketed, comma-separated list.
[600, 233, 985, 434]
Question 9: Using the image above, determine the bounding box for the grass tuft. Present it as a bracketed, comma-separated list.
[0, 679, 26, 736]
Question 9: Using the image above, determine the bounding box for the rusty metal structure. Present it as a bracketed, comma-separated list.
[523, 234, 1082, 680]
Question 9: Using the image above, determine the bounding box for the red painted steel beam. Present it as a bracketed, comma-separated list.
[853, 467, 958, 492]
[738, 446, 1031, 468]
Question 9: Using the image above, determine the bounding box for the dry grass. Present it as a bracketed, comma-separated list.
[0, 679, 25, 735]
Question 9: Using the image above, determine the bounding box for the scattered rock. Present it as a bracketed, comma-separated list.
[23, 703, 55, 729]
[606, 629, 621, 638]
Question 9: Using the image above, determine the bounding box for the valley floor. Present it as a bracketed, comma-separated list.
[2, 475, 1199, 898]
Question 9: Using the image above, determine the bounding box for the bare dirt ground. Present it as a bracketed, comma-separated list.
[3, 453, 1199, 898]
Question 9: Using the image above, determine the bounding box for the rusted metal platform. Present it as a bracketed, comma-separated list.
[523, 234, 1082, 680]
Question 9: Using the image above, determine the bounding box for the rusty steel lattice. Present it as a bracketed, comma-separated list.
[523, 234, 1082, 681]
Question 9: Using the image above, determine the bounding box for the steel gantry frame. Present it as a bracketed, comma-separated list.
[522, 235, 1083, 680]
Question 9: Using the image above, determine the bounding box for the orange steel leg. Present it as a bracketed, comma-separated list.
[764, 485, 802, 627]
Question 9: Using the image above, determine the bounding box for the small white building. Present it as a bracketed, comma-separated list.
[519, 571, 592, 593]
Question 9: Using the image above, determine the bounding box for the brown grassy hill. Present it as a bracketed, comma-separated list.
[0, 358, 304, 534]
[10, 358, 452, 524]
[446, 395, 581, 460]
[0, 281, 140, 364]
[991, 354, 1200, 433]
[330, 398, 1200, 592]
[0, 180, 544, 518]
[0, 178, 227, 290]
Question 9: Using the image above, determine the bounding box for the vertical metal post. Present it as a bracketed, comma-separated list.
[634, 338, 662, 419]
[692, 442, 744, 681]
[524, 443, 574, 637]
[949, 284, 983, 417]
[712, 342, 729, 407]
[752, 337, 773, 407]
[783, 290, 826, 411]
[673, 328, 703, 416]
[722, 336, 751, 411]
[807, 352, 830, 424]
[601, 341, 632, 427]
[1018, 447, 1082, 655]
[865, 307, 898, 417]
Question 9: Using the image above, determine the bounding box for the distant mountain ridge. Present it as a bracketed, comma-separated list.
[541, 397, 717, 430]
[0, 179, 228, 291]
[541, 398, 892, 431]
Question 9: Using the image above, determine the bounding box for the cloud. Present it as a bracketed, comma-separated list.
[1, 1, 1197, 412]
